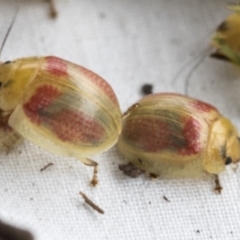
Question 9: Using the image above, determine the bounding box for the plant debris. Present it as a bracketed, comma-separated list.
[141, 84, 153, 95]
[79, 192, 104, 214]
[163, 196, 170, 202]
[40, 163, 54, 172]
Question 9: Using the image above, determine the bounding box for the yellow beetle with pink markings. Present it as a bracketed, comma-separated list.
[118, 93, 240, 192]
[0, 56, 122, 185]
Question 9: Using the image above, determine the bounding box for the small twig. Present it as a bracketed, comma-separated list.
[163, 195, 170, 202]
[79, 192, 104, 214]
[40, 162, 53, 172]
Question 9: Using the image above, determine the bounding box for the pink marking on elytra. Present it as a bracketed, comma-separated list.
[45, 56, 68, 77]
[123, 116, 202, 155]
[50, 110, 105, 143]
[178, 116, 201, 156]
[23, 85, 62, 124]
[191, 100, 217, 113]
[123, 118, 170, 152]
[23, 85, 104, 143]
[78, 66, 118, 105]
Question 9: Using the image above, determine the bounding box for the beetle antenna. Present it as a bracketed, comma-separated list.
[184, 48, 210, 95]
[172, 46, 210, 95]
[0, 2, 19, 60]
[171, 30, 213, 95]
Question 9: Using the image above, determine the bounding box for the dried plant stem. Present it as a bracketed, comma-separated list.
[40, 162, 54, 172]
[79, 192, 104, 214]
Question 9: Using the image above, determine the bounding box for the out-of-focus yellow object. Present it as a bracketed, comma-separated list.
[211, 4, 240, 66]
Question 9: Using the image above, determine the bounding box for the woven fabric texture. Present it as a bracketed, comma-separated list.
[0, 0, 240, 239]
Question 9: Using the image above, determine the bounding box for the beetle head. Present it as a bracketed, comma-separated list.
[221, 132, 240, 173]
[225, 133, 240, 165]
[219, 118, 240, 166]
[0, 59, 39, 111]
[0, 60, 18, 111]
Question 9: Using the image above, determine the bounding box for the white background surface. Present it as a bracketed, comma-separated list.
[0, 0, 240, 239]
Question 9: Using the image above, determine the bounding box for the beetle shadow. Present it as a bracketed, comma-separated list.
[107, 146, 147, 182]
[108, 145, 220, 200]
[109, 145, 211, 189]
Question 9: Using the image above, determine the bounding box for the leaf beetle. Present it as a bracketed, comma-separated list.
[118, 93, 240, 192]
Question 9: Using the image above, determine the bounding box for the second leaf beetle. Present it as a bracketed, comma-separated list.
[118, 93, 240, 192]
[0, 56, 122, 185]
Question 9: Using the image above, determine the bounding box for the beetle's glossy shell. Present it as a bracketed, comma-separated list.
[0, 56, 122, 159]
[118, 93, 240, 178]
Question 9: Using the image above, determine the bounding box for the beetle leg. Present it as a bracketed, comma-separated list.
[0, 131, 22, 153]
[0, 111, 22, 152]
[119, 162, 145, 178]
[214, 174, 222, 194]
[82, 158, 98, 186]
